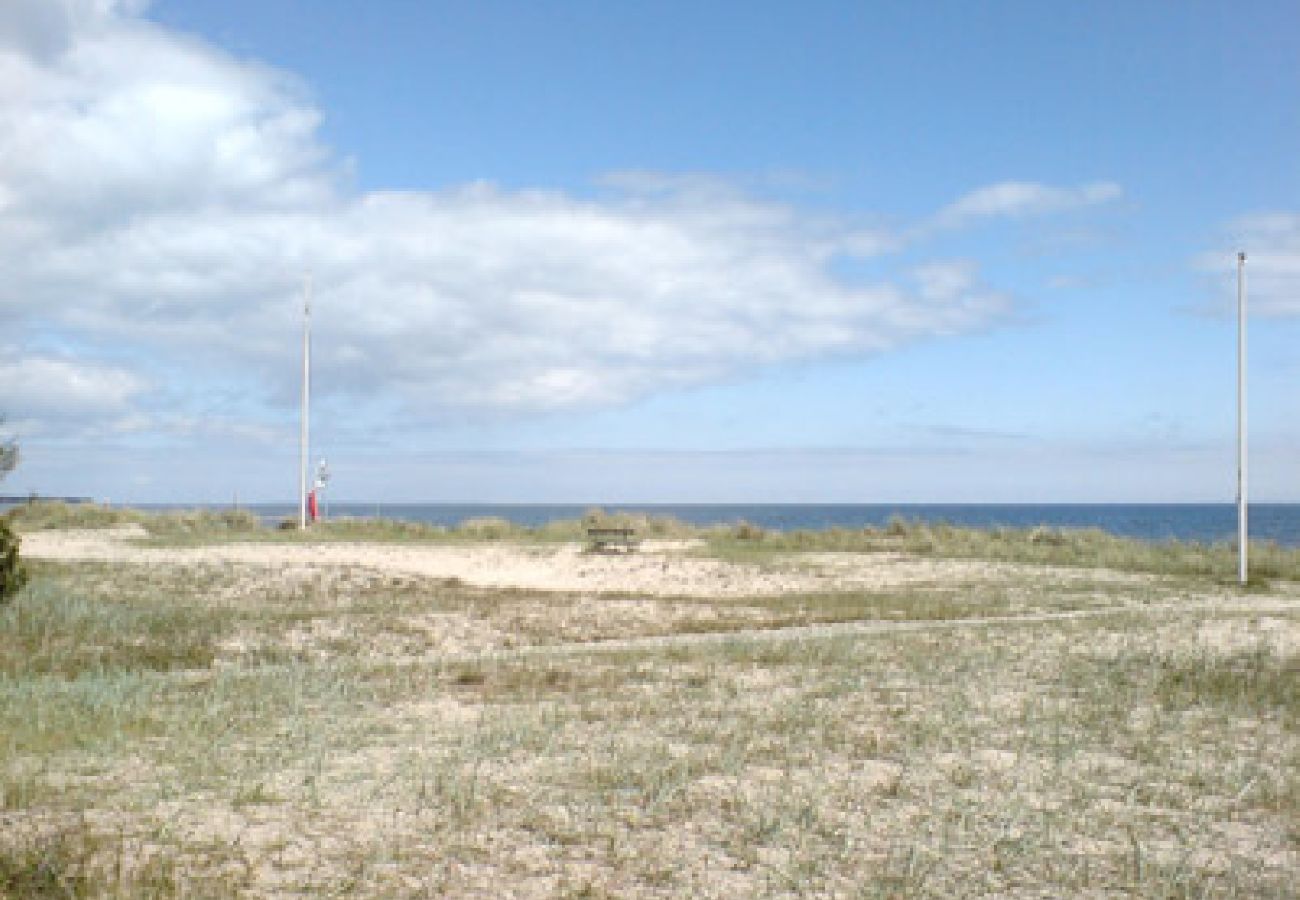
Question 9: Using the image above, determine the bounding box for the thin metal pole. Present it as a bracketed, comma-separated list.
[1237, 252, 1247, 585]
[299, 274, 312, 530]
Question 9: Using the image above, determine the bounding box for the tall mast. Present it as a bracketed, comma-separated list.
[299, 274, 312, 530]
[1237, 252, 1247, 585]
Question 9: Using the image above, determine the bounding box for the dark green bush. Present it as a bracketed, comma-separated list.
[0, 519, 28, 605]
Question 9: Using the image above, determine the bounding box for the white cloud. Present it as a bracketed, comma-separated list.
[0, 3, 329, 226]
[0, 0, 149, 61]
[932, 180, 1122, 229]
[0, 352, 148, 432]
[0, 3, 1116, 442]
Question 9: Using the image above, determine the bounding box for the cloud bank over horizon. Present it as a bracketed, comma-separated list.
[0, 0, 1195, 451]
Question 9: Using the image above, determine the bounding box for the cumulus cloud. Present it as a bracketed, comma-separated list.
[0, 352, 148, 433]
[0, 0, 149, 61]
[0, 1, 329, 226]
[931, 180, 1122, 229]
[0, 2, 1117, 442]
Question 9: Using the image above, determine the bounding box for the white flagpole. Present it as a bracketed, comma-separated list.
[1237, 252, 1247, 585]
[299, 274, 312, 530]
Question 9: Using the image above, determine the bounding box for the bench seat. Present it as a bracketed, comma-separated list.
[586, 526, 639, 553]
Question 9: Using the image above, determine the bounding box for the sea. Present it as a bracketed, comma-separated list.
[122, 502, 1300, 547]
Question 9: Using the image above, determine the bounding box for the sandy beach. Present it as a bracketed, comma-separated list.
[21, 524, 1147, 599]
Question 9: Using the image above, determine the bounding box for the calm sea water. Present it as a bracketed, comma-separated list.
[149, 503, 1300, 547]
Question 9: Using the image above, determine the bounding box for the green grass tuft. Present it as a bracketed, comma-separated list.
[707, 517, 1300, 581]
[0, 821, 193, 899]
[4, 501, 260, 541]
[0, 572, 226, 679]
[1150, 645, 1298, 718]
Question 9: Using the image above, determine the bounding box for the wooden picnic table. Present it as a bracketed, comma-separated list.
[586, 526, 639, 553]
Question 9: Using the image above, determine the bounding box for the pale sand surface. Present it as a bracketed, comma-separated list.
[21, 525, 1145, 598]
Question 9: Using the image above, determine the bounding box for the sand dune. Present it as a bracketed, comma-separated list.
[22, 524, 1141, 598]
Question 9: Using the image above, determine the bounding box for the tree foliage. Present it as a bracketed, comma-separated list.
[0, 416, 16, 482]
[0, 417, 24, 604]
[0, 520, 26, 604]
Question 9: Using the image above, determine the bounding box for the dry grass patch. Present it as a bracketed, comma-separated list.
[7, 608, 1294, 896]
[2, 530, 1297, 896]
[706, 518, 1300, 584]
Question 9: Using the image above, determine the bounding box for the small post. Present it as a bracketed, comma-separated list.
[1237, 251, 1247, 585]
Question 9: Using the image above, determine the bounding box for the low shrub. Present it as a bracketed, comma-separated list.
[1028, 526, 1069, 546]
[455, 516, 517, 540]
[708, 517, 1300, 581]
[0, 520, 26, 605]
[3, 501, 141, 532]
[144, 508, 261, 538]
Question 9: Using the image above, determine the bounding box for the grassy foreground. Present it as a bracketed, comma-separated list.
[0, 505, 1296, 896]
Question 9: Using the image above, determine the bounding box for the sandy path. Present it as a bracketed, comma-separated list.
[222, 598, 1300, 672]
[382, 596, 1300, 665]
[17, 525, 1123, 598]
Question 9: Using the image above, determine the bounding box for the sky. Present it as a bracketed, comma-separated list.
[1, 0, 1297, 504]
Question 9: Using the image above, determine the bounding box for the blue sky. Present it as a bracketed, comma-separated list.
[1, 0, 1297, 502]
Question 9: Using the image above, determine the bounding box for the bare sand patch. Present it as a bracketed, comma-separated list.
[1196, 615, 1300, 655]
[20, 527, 1141, 599]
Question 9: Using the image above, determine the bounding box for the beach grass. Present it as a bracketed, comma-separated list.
[1, 531, 1296, 896]
[8, 502, 1299, 584]
[3, 600, 1296, 894]
[705, 517, 1300, 583]
[2, 501, 261, 539]
[2, 502, 697, 547]
[2, 558, 1156, 683]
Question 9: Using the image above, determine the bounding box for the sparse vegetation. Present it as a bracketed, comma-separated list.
[3, 501, 259, 538]
[706, 516, 1300, 582]
[8, 502, 1298, 586]
[0, 517, 1296, 895]
[0, 818, 191, 898]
